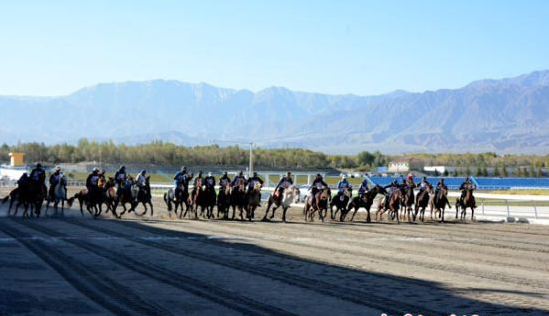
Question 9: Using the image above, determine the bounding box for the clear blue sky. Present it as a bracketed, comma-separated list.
[1, 0, 548, 96]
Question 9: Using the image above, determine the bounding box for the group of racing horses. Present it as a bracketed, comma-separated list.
[1, 172, 477, 223]
[321, 181, 476, 224]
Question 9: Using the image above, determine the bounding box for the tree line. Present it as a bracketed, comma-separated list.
[1, 139, 548, 176]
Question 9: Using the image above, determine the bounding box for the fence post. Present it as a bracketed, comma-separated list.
[533, 201, 538, 219]
[505, 200, 510, 217]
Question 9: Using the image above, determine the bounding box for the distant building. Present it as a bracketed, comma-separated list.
[0, 152, 29, 180]
[388, 159, 410, 173]
[424, 166, 456, 175]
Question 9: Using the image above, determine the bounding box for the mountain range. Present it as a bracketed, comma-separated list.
[1, 70, 549, 154]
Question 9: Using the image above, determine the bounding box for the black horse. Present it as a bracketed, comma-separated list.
[342, 184, 386, 222]
[216, 185, 231, 219]
[330, 188, 352, 221]
[230, 178, 247, 220]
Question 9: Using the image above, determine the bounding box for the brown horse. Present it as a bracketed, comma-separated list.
[216, 185, 231, 219]
[303, 186, 331, 222]
[432, 186, 451, 222]
[375, 188, 402, 223]
[456, 184, 476, 221]
[400, 185, 415, 222]
[245, 181, 262, 221]
[414, 183, 432, 222]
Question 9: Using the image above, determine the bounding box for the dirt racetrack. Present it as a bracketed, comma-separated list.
[1, 189, 549, 316]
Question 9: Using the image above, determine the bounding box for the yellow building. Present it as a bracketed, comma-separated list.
[9, 152, 25, 167]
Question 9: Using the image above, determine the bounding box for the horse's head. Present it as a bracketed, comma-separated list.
[253, 181, 262, 191]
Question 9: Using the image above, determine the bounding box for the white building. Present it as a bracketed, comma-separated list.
[388, 159, 410, 173]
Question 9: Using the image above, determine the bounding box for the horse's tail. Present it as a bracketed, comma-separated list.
[1, 195, 9, 204]
[67, 197, 75, 208]
[164, 193, 172, 211]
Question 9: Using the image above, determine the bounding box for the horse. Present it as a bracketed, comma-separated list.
[45, 174, 74, 216]
[330, 188, 351, 221]
[216, 185, 232, 219]
[342, 184, 386, 222]
[414, 183, 432, 222]
[2, 188, 20, 216]
[456, 184, 476, 221]
[432, 186, 451, 222]
[303, 186, 331, 222]
[400, 185, 415, 222]
[102, 177, 118, 214]
[196, 184, 217, 219]
[262, 185, 300, 223]
[189, 178, 204, 219]
[375, 188, 402, 223]
[131, 176, 154, 217]
[230, 178, 247, 220]
[244, 182, 262, 221]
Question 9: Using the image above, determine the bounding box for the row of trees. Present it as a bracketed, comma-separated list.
[1, 140, 548, 176]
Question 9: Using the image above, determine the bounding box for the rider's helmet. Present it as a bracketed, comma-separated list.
[392, 180, 398, 186]
[316, 173, 321, 178]
[36, 163, 42, 169]
[181, 166, 186, 172]
[223, 171, 228, 176]
[407, 173, 413, 180]
[239, 170, 244, 176]
[286, 171, 291, 177]
[422, 176, 427, 181]
[208, 172, 212, 177]
[120, 165, 126, 170]
[341, 173, 346, 180]
[54, 166, 61, 172]
[253, 171, 258, 177]
[141, 170, 146, 175]
[440, 178, 445, 183]
[198, 170, 203, 176]
[92, 167, 99, 173]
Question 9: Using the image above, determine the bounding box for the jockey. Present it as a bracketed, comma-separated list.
[17, 172, 30, 187]
[204, 172, 216, 189]
[246, 172, 264, 192]
[218, 171, 231, 189]
[48, 166, 64, 199]
[135, 170, 147, 188]
[336, 174, 352, 201]
[30, 163, 46, 184]
[309, 173, 328, 206]
[231, 171, 246, 187]
[405, 173, 416, 189]
[114, 166, 127, 186]
[434, 178, 447, 204]
[358, 175, 369, 198]
[194, 171, 204, 188]
[274, 171, 294, 200]
[459, 176, 475, 204]
[173, 166, 188, 196]
[86, 168, 100, 198]
[383, 180, 400, 208]
[419, 177, 430, 192]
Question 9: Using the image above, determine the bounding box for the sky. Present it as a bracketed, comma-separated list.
[1, 0, 549, 96]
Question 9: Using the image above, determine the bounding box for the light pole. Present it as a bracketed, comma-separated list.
[213, 140, 254, 177]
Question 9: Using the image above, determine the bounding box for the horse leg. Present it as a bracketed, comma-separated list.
[470, 206, 474, 221]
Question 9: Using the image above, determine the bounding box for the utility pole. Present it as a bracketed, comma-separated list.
[213, 139, 254, 177]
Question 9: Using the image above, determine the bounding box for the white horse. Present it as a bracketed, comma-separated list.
[262, 185, 301, 223]
[45, 173, 73, 216]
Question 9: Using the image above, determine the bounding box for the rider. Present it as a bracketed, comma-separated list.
[86, 167, 101, 199]
[29, 163, 46, 189]
[218, 171, 231, 190]
[274, 171, 294, 201]
[114, 165, 127, 196]
[383, 180, 400, 209]
[336, 174, 352, 201]
[459, 176, 475, 206]
[434, 178, 448, 205]
[231, 170, 247, 187]
[309, 173, 328, 207]
[246, 172, 264, 192]
[405, 174, 416, 189]
[173, 166, 188, 197]
[17, 172, 30, 188]
[358, 175, 370, 199]
[204, 172, 216, 190]
[194, 171, 204, 188]
[135, 170, 147, 188]
[48, 166, 64, 199]
[418, 177, 430, 192]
